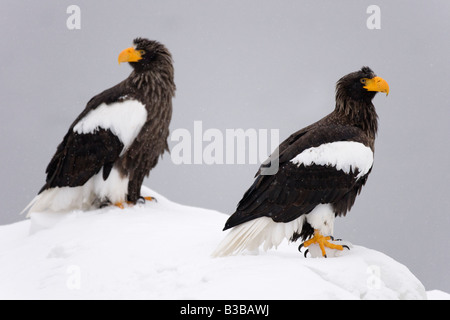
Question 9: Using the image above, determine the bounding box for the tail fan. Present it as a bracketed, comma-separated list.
[212, 216, 304, 257]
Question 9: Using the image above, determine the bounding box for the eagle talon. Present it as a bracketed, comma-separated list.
[329, 236, 343, 241]
[298, 243, 310, 258]
[114, 202, 125, 209]
[132, 196, 157, 205]
[114, 200, 135, 209]
[138, 196, 157, 203]
[301, 229, 344, 258]
[99, 200, 111, 209]
[144, 196, 157, 202]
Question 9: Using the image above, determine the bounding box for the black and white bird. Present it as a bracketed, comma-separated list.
[23, 38, 175, 215]
[213, 67, 389, 257]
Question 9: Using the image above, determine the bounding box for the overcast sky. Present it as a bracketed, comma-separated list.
[1, 0, 449, 293]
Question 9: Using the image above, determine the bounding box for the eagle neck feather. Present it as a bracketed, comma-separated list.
[334, 97, 378, 139]
[128, 68, 175, 102]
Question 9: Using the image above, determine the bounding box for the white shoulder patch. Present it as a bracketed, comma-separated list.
[73, 100, 147, 153]
[290, 141, 373, 179]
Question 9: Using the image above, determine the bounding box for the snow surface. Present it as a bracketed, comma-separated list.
[427, 290, 450, 300]
[0, 187, 442, 300]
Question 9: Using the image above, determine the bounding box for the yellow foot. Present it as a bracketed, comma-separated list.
[113, 201, 133, 209]
[301, 230, 344, 258]
[114, 196, 155, 209]
[114, 202, 125, 209]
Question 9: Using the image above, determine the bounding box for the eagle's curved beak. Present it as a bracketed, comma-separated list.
[118, 47, 143, 64]
[363, 76, 389, 96]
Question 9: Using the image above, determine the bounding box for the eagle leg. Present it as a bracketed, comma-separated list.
[301, 229, 344, 258]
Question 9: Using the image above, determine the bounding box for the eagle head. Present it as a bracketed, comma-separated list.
[336, 66, 389, 103]
[118, 37, 173, 73]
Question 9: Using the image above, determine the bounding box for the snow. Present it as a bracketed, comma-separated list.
[0, 186, 443, 300]
[427, 290, 450, 300]
[290, 141, 373, 179]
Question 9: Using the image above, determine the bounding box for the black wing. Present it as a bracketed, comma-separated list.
[224, 123, 371, 230]
[39, 82, 128, 193]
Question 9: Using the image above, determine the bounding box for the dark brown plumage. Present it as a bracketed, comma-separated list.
[213, 67, 389, 257]
[25, 38, 175, 214]
[114, 38, 175, 203]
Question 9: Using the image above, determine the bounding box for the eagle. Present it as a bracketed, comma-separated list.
[23, 38, 175, 215]
[213, 67, 389, 258]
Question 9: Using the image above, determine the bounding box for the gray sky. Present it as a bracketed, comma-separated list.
[1, 0, 449, 293]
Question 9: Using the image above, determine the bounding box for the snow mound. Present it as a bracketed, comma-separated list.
[0, 187, 429, 299]
[427, 290, 450, 300]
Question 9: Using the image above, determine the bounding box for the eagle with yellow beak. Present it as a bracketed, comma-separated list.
[24, 38, 175, 214]
[213, 67, 389, 258]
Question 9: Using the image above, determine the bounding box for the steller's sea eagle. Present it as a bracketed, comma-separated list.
[213, 67, 389, 258]
[23, 38, 175, 215]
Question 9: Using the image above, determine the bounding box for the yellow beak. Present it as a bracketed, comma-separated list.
[118, 47, 143, 64]
[364, 76, 389, 96]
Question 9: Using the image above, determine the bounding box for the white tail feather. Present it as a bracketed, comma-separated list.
[21, 187, 85, 217]
[212, 204, 336, 258]
[212, 216, 305, 257]
[20, 168, 129, 217]
[20, 195, 40, 217]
